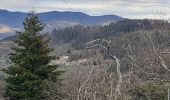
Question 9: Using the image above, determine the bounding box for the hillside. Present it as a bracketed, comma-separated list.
[1, 19, 170, 100]
[0, 0, 170, 99]
[2, 19, 170, 42]
[50, 19, 170, 49]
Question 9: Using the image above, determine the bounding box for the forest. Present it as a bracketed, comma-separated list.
[0, 12, 170, 100]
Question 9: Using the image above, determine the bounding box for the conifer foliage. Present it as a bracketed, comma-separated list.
[3, 11, 63, 100]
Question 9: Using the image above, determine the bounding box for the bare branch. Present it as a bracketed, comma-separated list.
[143, 32, 170, 73]
[86, 39, 123, 100]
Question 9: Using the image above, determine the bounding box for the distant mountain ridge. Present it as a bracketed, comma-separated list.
[0, 9, 123, 29]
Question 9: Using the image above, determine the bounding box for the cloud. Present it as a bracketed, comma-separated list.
[0, 0, 169, 19]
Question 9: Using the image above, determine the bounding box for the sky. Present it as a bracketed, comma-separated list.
[0, 0, 170, 19]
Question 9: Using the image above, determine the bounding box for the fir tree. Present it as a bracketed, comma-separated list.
[3, 11, 63, 100]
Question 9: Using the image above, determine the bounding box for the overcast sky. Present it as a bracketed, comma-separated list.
[0, 0, 170, 19]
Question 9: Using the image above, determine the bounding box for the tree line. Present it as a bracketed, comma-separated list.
[50, 19, 170, 49]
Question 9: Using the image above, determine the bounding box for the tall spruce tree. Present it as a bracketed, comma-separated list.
[3, 12, 63, 100]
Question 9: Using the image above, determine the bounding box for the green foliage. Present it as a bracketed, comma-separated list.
[3, 11, 63, 100]
[50, 19, 170, 50]
[129, 83, 169, 100]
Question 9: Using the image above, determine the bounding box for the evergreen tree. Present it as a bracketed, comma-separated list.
[3, 11, 63, 100]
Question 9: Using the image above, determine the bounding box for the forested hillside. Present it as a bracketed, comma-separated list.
[50, 19, 170, 49]
[0, 0, 170, 99]
[0, 13, 170, 100]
